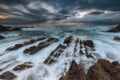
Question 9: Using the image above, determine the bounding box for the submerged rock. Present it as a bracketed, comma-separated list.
[114, 36, 120, 41]
[0, 25, 10, 31]
[107, 24, 120, 32]
[87, 59, 120, 80]
[0, 71, 16, 80]
[0, 24, 21, 32]
[59, 61, 87, 80]
[0, 35, 5, 39]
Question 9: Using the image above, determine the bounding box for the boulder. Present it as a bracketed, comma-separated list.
[59, 61, 87, 80]
[107, 24, 120, 32]
[0, 71, 16, 80]
[84, 40, 94, 48]
[87, 59, 120, 80]
[0, 35, 5, 39]
[114, 36, 120, 41]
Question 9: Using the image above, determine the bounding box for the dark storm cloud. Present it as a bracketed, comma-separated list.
[0, 0, 120, 24]
[88, 11, 104, 15]
[0, 0, 32, 5]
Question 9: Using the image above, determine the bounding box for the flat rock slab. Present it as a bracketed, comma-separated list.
[0, 71, 16, 80]
[13, 62, 33, 71]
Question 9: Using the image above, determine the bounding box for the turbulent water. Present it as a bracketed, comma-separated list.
[0, 25, 120, 80]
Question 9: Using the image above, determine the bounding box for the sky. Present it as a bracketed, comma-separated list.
[0, 0, 120, 24]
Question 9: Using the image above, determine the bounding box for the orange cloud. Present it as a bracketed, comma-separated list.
[0, 15, 9, 19]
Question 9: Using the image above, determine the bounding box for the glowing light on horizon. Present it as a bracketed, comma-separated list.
[74, 11, 90, 19]
[0, 15, 9, 19]
[104, 11, 113, 14]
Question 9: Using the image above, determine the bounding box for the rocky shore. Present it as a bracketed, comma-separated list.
[0, 35, 119, 80]
[107, 24, 120, 32]
[59, 59, 120, 80]
[0, 25, 21, 32]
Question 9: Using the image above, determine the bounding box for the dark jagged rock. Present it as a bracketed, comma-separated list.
[84, 40, 94, 48]
[79, 39, 95, 58]
[12, 27, 21, 31]
[23, 39, 35, 45]
[24, 46, 37, 53]
[0, 35, 5, 39]
[59, 59, 120, 80]
[86, 54, 94, 58]
[6, 37, 46, 51]
[59, 61, 87, 80]
[87, 59, 120, 80]
[114, 36, 120, 41]
[64, 36, 73, 46]
[44, 44, 66, 64]
[6, 44, 23, 51]
[13, 62, 33, 71]
[0, 71, 16, 80]
[112, 61, 119, 65]
[107, 24, 120, 32]
[74, 38, 79, 53]
[0, 25, 21, 32]
[0, 25, 10, 31]
[79, 40, 83, 50]
[79, 50, 84, 55]
[24, 38, 58, 55]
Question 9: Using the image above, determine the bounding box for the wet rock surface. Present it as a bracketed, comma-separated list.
[107, 24, 120, 32]
[59, 61, 87, 80]
[0, 25, 21, 32]
[44, 44, 67, 64]
[84, 40, 94, 48]
[6, 37, 46, 51]
[0, 71, 16, 80]
[0, 35, 5, 39]
[60, 59, 120, 80]
[13, 62, 33, 71]
[87, 59, 120, 80]
[88, 59, 120, 80]
[79, 39, 95, 58]
[114, 36, 120, 41]
[58, 36, 120, 80]
[64, 36, 73, 46]
[24, 38, 58, 55]
[44, 36, 97, 65]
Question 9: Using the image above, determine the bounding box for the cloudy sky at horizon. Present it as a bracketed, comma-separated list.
[0, 0, 120, 24]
